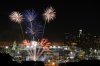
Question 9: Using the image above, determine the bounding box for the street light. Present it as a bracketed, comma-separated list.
[53, 46, 56, 49]
[5, 46, 9, 49]
[58, 46, 61, 48]
[52, 62, 55, 65]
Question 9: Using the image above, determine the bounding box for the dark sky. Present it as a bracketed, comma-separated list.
[0, 0, 100, 41]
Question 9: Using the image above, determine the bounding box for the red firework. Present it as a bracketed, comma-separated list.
[39, 38, 50, 51]
[22, 39, 30, 45]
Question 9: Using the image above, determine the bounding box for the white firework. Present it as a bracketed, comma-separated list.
[9, 11, 24, 39]
[43, 7, 56, 23]
[9, 11, 23, 24]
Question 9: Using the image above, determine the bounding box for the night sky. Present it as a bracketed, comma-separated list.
[0, 0, 100, 41]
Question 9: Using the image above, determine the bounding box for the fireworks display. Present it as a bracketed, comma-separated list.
[39, 38, 50, 51]
[22, 39, 30, 46]
[7, 7, 55, 62]
[23, 10, 37, 22]
[25, 21, 43, 40]
[42, 7, 56, 38]
[24, 38, 50, 61]
[43, 7, 56, 23]
[37, 38, 51, 59]
[26, 41, 38, 61]
[9, 11, 24, 40]
[23, 9, 43, 40]
[9, 11, 23, 23]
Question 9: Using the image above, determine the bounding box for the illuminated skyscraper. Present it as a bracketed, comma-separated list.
[79, 29, 82, 38]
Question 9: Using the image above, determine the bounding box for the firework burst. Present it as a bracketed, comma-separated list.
[25, 21, 43, 40]
[39, 38, 50, 50]
[23, 9, 41, 40]
[37, 38, 50, 59]
[9, 11, 24, 40]
[26, 39, 51, 61]
[9, 11, 23, 23]
[23, 10, 37, 22]
[43, 7, 56, 23]
[42, 7, 56, 38]
[22, 39, 30, 46]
